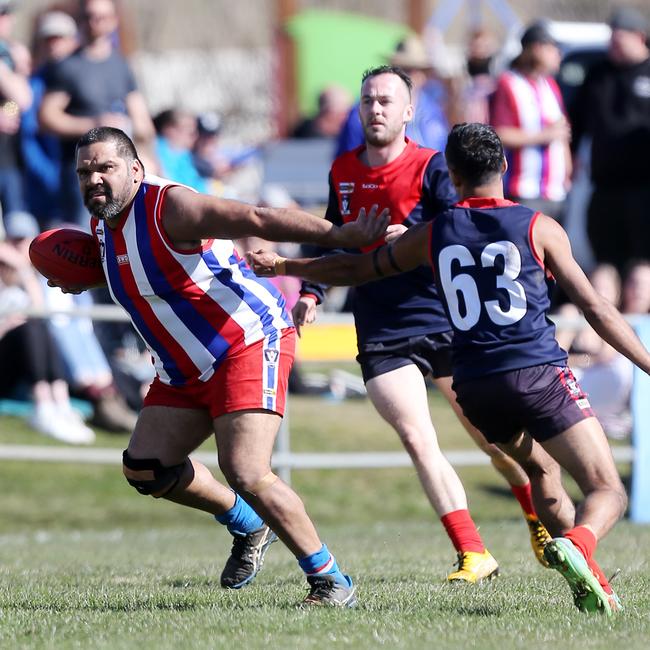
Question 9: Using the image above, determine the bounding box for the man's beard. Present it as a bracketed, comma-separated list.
[85, 186, 126, 220]
[363, 121, 403, 147]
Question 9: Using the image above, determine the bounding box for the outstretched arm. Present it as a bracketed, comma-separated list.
[246, 222, 432, 285]
[533, 214, 650, 374]
[162, 186, 389, 249]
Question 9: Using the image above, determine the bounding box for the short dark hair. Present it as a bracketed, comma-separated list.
[361, 65, 413, 97]
[76, 126, 143, 168]
[444, 123, 504, 186]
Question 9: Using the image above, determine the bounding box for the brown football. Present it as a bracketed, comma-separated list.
[29, 228, 105, 289]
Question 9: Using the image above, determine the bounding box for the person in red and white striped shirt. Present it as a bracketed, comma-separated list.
[490, 21, 571, 222]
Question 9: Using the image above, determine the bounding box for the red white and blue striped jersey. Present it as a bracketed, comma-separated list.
[91, 175, 293, 386]
[491, 71, 567, 201]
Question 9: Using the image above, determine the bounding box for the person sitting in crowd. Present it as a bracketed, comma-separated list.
[291, 85, 352, 139]
[154, 108, 208, 192]
[556, 261, 650, 440]
[192, 111, 225, 183]
[5, 210, 137, 432]
[0, 211, 94, 443]
[192, 111, 259, 197]
[621, 260, 650, 317]
[44, 274, 138, 433]
[556, 265, 631, 439]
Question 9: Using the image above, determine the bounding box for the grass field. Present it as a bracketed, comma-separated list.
[0, 382, 649, 649]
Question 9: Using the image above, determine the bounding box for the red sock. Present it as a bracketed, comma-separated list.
[441, 509, 485, 553]
[510, 482, 537, 517]
[586, 557, 613, 594]
[564, 527, 611, 593]
[564, 525, 597, 560]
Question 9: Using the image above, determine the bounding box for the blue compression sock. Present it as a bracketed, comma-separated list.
[298, 543, 348, 586]
[214, 492, 264, 536]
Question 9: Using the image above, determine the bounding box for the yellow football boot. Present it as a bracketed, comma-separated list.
[446, 549, 499, 583]
[526, 514, 552, 567]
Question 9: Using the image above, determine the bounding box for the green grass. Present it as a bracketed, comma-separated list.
[0, 381, 648, 649]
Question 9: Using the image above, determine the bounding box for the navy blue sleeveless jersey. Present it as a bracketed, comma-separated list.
[428, 197, 567, 381]
[301, 138, 456, 345]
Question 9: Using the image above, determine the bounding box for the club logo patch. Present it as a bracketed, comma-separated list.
[95, 228, 106, 262]
[339, 182, 354, 215]
[264, 349, 279, 364]
[565, 375, 580, 397]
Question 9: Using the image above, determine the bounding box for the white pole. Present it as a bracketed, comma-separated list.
[274, 398, 291, 484]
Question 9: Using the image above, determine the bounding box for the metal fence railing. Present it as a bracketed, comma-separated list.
[0, 305, 645, 522]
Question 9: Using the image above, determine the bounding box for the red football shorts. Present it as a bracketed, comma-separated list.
[143, 328, 295, 418]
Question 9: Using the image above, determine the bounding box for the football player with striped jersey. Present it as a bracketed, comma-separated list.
[53, 126, 389, 607]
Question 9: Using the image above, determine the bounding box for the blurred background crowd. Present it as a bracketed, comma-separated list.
[0, 0, 649, 443]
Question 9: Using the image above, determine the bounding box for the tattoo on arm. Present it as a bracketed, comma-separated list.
[386, 245, 404, 273]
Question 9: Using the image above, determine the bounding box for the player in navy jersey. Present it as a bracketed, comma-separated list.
[292, 66, 552, 583]
[248, 122, 650, 614]
[49, 126, 390, 608]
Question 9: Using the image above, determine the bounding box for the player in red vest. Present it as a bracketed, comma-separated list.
[292, 66, 553, 583]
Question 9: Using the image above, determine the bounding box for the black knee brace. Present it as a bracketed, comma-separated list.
[122, 450, 188, 498]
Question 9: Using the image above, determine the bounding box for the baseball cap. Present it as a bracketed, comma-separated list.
[520, 21, 558, 48]
[3, 211, 40, 240]
[37, 11, 77, 39]
[609, 6, 649, 35]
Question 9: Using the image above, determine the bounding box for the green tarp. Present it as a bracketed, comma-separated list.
[286, 9, 411, 115]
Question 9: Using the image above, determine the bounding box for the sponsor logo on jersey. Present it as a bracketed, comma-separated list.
[339, 182, 354, 215]
[116, 254, 129, 265]
[263, 387, 277, 397]
[362, 183, 379, 189]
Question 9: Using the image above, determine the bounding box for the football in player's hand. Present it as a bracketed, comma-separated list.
[29, 228, 105, 289]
